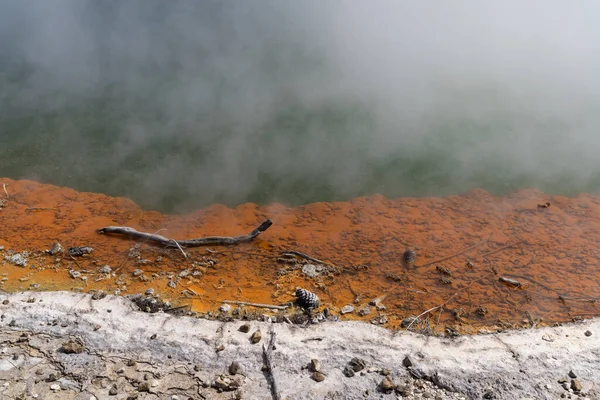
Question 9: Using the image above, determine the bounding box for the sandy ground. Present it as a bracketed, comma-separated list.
[0, 291, 597, 400]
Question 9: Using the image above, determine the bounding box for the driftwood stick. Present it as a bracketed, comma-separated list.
[222, 300, 289, 310]
[1, 183, 8, 198]
[418, 234, 491, 268]
[262, 329, 281, 400]
[97, 219, 273, 247]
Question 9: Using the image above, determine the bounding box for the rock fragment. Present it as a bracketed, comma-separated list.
[60, 339, 85, 354]
[69, 270, 81, 279]
[5, 253, 27, 267]
[47, 242, 64, 255]
[340, 305, 354, 315]
[250, 329, 262, 344]
[219, 304, 232, 313]
[229, 361, 241, 375]
[68, 246, 93, 257]
[380, 375, 396, 393]
[311, 371, 326, 382]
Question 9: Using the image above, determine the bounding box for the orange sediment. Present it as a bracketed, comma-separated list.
[0, 178, 599, 334]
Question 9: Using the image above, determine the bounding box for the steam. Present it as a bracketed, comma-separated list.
[1, 1, 600, 212]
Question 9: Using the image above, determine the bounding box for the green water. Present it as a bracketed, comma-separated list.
[3, 91, 599, 213]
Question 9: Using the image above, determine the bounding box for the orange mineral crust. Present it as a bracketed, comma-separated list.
[0, 178, 598, 334]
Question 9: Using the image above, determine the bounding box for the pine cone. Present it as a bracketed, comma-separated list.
[403, 249, 417, 266]
[295, 288, 320, 310]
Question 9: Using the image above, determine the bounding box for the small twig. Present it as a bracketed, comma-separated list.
[558, 295, 600, 302]
[1, 183, 8, 199]
[403, 271, 495, 333]
[301, 337, 324, 342]
[282, 250, 328, 265]
[346, 279, 359, 298]
[171, 239, 188, 259]
[405, 305, 442, 331]
[222, 300, 289, 310]
[418, 234, 491, 268]
[480, 240, 526, 258]
[262, 328, 281, 400]
[25, 207, 58, 212]
[69, 255, 82, 270]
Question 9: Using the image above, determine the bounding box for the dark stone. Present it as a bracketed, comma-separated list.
[109, 385, 118, 396]
[137, 382, 151, 392]
[585, 330, 592, 337]
[238, 324, 251, 333]
[483, 390, 496, 399]
[229, 361, 241, 375]
[68, 246, 94, 257]
[568, 370, 577, 379]
[402, 355, 413, 368]
[250, 330, 262, 344]
[343, 365, 355, 377]
[348, 357, 366, 372]
[311, 371, 325, 382]
[60, 340, 85, 354]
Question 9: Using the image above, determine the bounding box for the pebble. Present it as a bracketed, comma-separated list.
[347, 357, 366, 373]
[219, 304, 232, 313]
[584, 330, 592, 337]
[380, 375, 396, 393]
[98, 265, 111, 274]
[60, 340, 85, 354]
[568, 370, 577, 378]
[542, 334, 555, 342]
[402, 355, 413, 368]
[132, 269, 143, 277]
[229, 361, 241, 375]
[311, 371, 326, 382]
[250, 330, 262, 344]
[309, 359, 321, 373]
[69, 270, 81, 279]
[145, 288, 154, 295]
[358, 306, 371, 316]
[238, 324, 251, 333]
[571, 379, 582, 392]
[50, 384, 61, 391]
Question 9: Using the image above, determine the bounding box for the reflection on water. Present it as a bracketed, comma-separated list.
[1, 178, 599, 334]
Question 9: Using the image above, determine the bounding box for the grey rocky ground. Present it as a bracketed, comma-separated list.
[0, 292, 598, 400]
